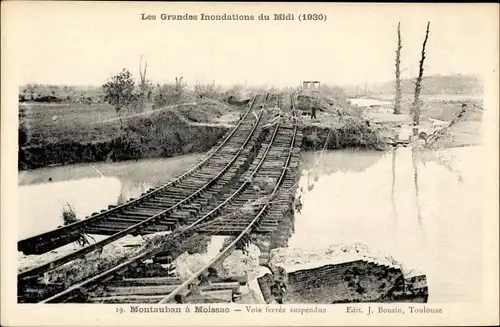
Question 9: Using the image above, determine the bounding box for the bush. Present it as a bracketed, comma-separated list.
[61, 203, 78, 225]
[60, 203, 97, 247]
[302, 119, 387, 151]
[193, 82, 222, 100]
[102, 69, 139, 116]
[153, 84, 183, 109]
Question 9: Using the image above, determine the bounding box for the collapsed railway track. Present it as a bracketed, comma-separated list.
[157, 95, 302, 304]
[18, 93, 277, 280]
[18, 92, 303, 304]
[19, 94, 267, 255]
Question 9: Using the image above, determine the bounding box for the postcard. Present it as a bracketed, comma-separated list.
[1, 2, 498, 326]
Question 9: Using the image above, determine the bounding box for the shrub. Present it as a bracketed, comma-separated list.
[61, 203, 78, 225]
[193, 82, 222, 100]
[102, 69, 139, 117]
[60, 203, 96, 247]
[153, 84, 183, 108]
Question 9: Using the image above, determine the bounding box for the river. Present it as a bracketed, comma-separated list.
[18, 146, 485, 303]
[18, 153, 204, 239]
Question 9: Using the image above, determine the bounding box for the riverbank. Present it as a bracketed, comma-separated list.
[19, 90, 483, 170]
[18, 101, 235, 170]
[19, 101, 391, 170]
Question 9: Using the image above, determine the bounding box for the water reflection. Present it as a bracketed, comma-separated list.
[390, 148, 398, 230]
[116, 177, 152, 205]
[19, 176, 122, 239]
[288, 147, 483, 303]
[18, 147, 483, 303]
[412, 147, 423, 223]
[18, 155, 204, 239]
[348, 98, 392, 107]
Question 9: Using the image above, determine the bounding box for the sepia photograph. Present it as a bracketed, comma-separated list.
[2, 2, 499, 326]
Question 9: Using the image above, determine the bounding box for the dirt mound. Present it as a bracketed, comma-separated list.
[296, 87, 349, 113]
[153, 99, 236, 124]
[302, 120, 388, 151]
[179, 99, 231, 122]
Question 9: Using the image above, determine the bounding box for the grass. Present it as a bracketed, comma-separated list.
[60, 203, 96, 247]
[20, 103, 120, 144]
[19, 96, 243, 147]
[61, 203, 78, 225]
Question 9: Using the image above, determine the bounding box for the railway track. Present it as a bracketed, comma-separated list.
[18, 93, 280, 283]
[18, 94, 268, 255]
[155, 92, 302, 304]
[22, 92, 303, 304]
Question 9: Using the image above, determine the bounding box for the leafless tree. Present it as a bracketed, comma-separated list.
[139, 55, 148, 112]
[394, 22, 403, 115]
[411, 21, 431, 126]
[175, 76, 185, 92]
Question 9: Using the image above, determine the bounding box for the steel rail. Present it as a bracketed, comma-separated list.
[19, 94, 268, 279]
[157, 93, 297, 304]
[37, 93, 282, 304]
[18, 95, 261, 255]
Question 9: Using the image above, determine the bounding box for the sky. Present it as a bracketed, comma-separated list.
[2, 2, 498, 88]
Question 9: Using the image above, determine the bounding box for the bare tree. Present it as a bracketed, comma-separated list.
[394, 22, 402, 115]
[138, 55, 148, 112]
[411, 21, 431, 127]
[175, 76, 185, 92]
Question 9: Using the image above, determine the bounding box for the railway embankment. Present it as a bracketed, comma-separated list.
[19, 111, 229, 171]
[19, 113, 387, 170]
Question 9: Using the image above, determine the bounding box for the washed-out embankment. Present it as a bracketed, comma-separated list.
[19, 113, 386, 170]
[18, 108, 229, 170]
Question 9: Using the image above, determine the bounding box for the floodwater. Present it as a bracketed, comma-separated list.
[18, 146, 485, 303]
[291, 147, 485, 303]
[348, 98, 392, 107]
[18, 153, 204, 239]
